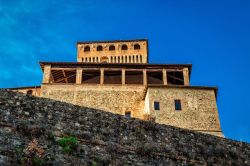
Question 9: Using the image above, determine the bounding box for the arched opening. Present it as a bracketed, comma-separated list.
[85, 57, 88, 62]
[89, 57, 91, 62]
[121, 56, 124, 63]
[132, 55, 135, 63]
[111, 56, 113, 63]
[109, 45, 115, 51]
[136, 55, 138, 63]
[125, 56, 127, 63]
[84, 46, 90, 52]
[118, 56, 120, 63]
[129, 56, 131, 63]
[97, 45, 103, 51]
[96, 57, 99, 62]
[114, 56, 116, 63]
[27, 90, 33, 95]
[121, 44, 128, 50]
[140, 55, 142, 62]
[134, 44, 140, 50]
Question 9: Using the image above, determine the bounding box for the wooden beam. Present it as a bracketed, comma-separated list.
[62, 70, 68, 83]
[54, 74, 76, 83]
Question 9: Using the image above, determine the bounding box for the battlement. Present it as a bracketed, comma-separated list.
[77, 39, 148, 63]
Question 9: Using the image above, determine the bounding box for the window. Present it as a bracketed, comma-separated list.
[175, 100, 182, 111]
[134, 44, 140, 50]
[154, 101, 160, 110]
[27, 90, 33, 95]
[121, 44, 128, 50]
[84, 46, 90, 52]
[125, 111, 131, 118]
[97, 45, 103, 51]
[109, 45, 115, 51]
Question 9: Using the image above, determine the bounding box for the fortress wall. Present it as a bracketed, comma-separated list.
[146, 87, 223, 136]
[41, 84, 146, 119]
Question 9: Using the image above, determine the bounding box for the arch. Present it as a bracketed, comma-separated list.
[121, 56, 124, 63]
[89, 57, 91, 62]
[109, 45, 115, 51]
[121, 44, 128, 50]
[96, 57, 99, 62]
[84, 46, 90, 52]
[27, 90, 33, 95]
[85, 57, 88, 62]
[125, 56, 127, 63]
[136, 55, 138, 63]
[114, 56, 116, 63]
[118, 56, 120, 63]
[140, 55, 142, 63]
[132, 55, 135, 63]
[93, 57, 95, 62]
[134, 44, 140, 50]
[111, 56, 113, 63]
[97, 45, 103, 51]
[129, 56, 131, 63]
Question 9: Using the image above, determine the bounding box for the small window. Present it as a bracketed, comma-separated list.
[27, 90, 33, 95]
[121, 44, 128, 50]
[97, 45, 103, 51]
[154, 101, 160, 110]
[175, 100, 182, 111]
[125, 111, 131, 118]
[109, 45, 115, 51]
[134, 44, 140, 50]
[84, 46, 90, 52]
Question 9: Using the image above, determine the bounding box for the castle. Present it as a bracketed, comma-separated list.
[8, 39, 223, 137]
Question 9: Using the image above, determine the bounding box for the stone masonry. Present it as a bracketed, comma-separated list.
[0, 90, 249, 165]
[5, 39, 223, 137]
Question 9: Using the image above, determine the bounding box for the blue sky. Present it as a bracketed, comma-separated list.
[0, 0, 249, 143]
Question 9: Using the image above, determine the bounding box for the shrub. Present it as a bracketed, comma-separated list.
[58, 136, 78, 154]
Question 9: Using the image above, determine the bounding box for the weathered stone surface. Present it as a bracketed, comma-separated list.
[147, 86, 223, 136]
[0, 89, 249, 165]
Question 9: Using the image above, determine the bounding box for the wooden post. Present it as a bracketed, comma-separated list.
[183, 67, 190, 85]
[76, 68, 83, 84]
[122, 68, 126, 85]
[143, 69, 147, 85]
[163, 69, 167, 85]
[42, 65, 51, 84]
[100, 68, 104, 85]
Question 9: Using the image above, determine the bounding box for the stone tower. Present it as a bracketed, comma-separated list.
[77, 39, 148, 63]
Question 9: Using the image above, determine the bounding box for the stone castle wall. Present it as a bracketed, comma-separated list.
[146, 87, 223, 136]
[40, 84, 222, 136]
[41, 84, 147, 119]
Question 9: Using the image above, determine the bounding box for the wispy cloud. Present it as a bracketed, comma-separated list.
[0, 0, 96, 87]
